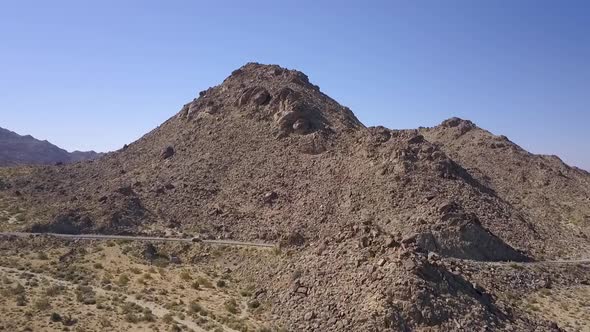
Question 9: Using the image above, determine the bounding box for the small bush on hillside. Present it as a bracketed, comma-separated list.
[34, 296, 51, 310]
[116, 274, 130, 286]
[50, 312, 62, 322]
[196, 276, 212, 288]
[45, 285, 65, 297]
[179, 270, 192, 281]
[224, 299, 240, 315]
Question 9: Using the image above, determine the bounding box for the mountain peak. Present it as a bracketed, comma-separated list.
[177, 63, 363, 138]
[439, 117, 477, 131]
[225, 62, 313, 88]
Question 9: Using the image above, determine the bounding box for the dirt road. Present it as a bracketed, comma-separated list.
[0, 232, 276, 248]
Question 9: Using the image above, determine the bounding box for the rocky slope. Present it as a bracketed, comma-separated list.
[421, 118, 590, 259]
[0, 127, 102, 166]
[0, 63, 588, 331]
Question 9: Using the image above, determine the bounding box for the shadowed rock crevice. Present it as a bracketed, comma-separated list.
[30, 211, 92, 234]
[408, 202, 532, 262]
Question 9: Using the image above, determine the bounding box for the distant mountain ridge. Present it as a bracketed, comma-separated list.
[0, 127, 102, 166]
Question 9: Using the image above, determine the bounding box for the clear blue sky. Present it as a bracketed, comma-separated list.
[1, 1, 589, 170]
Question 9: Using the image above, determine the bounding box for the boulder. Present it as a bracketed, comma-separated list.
[427, 252, 440, 262]
[283, 231, 305, 247]
[401, 233, 418, 245]
[161, 146, 175, 160]
[115, 186, 134, 196]
[263, 191, 278, 204]
[236, 86, 270, 106]
[384, 237, 399, 248]
[143, 243, 158, 261]
[292, 118, 310, 134]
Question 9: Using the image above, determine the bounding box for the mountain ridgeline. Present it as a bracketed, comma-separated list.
[0, 127, 102, 166]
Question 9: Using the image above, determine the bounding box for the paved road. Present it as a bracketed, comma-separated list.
[0, 232, 276, 249]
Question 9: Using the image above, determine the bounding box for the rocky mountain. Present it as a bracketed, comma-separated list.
[0, 127, 102, 166]
[0, 63, 588, 331]
[421, 118, 590, 259]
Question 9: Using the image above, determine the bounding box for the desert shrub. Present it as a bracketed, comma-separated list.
[99, 317, 112, 327]
[130, 267, 142, 274]
[16, 293, 27, 306]
[121, 301, 156, 322]
[122, 302, 140, 313]
[226, 319, 249, 331]
[196, 276, 212, 288]
[62, 314, 78, 326]
[144, 311, 156, 322]
[538, 288, 552, 297]
[116, 274, 130, 286]
[75, 285, 96, 305]
[13, 283, 26, 295]
[45, 285, 65, 297]
[216, 279, 226, 288]
[179, 270, 192, 281]
[224, 299, 240, 315]
[122, 244, 132, 255]
[50, 312, 62, 322]
[272, 247, 282, 256]
[153, 258, 169, 268]
[37, 252, 49, 260]
[34, 296, 51, 310]
[189, 301, 208, 316]
[125, 313, 140, 323]
[162, 313, 174, 324]
[93, 263, 103, 269]
[195, 316, 208, 325]
[2, 283, 26, 297]
[247, 299, 260, 309]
